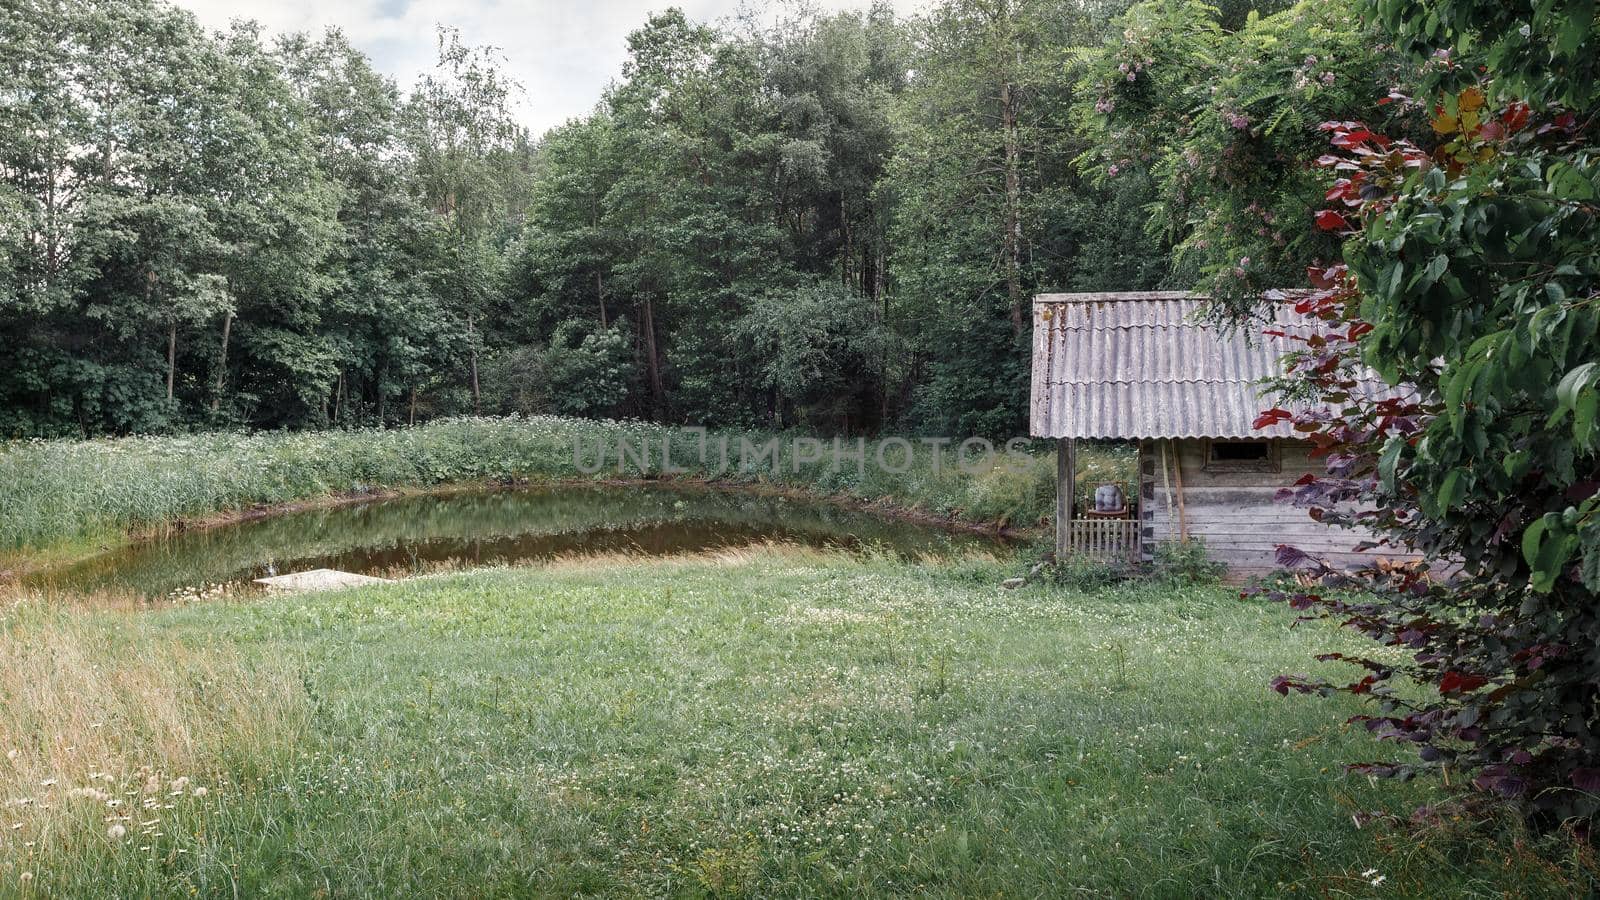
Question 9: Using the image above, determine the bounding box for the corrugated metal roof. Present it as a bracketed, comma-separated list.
[1029, 292, 1334, 440]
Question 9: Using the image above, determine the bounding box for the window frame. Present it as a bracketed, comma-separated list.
[1201, 438, 1281, 473]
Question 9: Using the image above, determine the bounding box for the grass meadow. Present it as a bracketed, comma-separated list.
[2, 419, 1588, 896]
[3, 550, 1593, 896]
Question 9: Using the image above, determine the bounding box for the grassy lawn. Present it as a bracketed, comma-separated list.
[3, 550, 1587, 897]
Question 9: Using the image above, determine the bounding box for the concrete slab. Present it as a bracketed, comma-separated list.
[253, 568, 393, 592]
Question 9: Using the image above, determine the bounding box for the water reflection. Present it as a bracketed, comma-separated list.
[27, 482, 1009, 598]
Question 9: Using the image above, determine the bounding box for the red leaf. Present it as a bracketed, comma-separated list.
[1538, 112, 1577, 136]
[1306, 266, 1344, 289]
[1438, 671, 1488, 694]
[1314, 209, 1349, 231]
[1331, 129, 1376, 148]
[1566, 480, 1600, 502]
[1253, 408, 1293, 430]
[1501, 102, 1530, 134]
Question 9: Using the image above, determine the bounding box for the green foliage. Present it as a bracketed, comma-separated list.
[1150, 538, 1228, 583]
[1247, 0, 1600, 826]
[885, 0, 1175, 437]
[0, 3, 528, 436]
[1350, 129, 1600, 596]
[1341, 91, 1600, 818]
[1370, 0, 1598, 111]
[1082, 0, 1409, 313]
[2, 0, 1375, 439]
[1048, 553, 1136, 588]
[527, 322, 636, 418]
[736, 280, 892, 430]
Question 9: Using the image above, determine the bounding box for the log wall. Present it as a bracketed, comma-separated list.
[1137, 438, 1411, 573]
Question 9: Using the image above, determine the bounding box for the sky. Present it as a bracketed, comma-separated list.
[171, 0, 925, 137]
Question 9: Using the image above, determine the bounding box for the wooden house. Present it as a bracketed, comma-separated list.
[1029, 291, 1395, 574]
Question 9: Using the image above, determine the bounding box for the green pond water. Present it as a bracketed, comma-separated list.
[26, 483, 1012, 599]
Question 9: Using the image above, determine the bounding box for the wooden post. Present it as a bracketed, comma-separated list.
[1160, 439, 1175, 540]
[1172, 438, 1189, 543]
[1056, 438, 1076, 556]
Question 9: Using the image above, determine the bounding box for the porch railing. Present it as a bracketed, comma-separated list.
[1064, 518, 1140, 563]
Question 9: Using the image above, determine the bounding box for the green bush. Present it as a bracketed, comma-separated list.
[1149, 538, 1227, 584]
[1048, 554, 1135, 589]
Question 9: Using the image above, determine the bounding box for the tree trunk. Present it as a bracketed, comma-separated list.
[1000, 76, 1025, 339]
[166, 321, 177, 402]
[641, 296, 664, 418]
[376, 363, 387, 424]
[468, 316, 481, 414]
[44, 132, 58, 277]
[592, 195, 609, 328]
[211, 311, 232, 413]
[877, 237, 890, 426]
[409, 385, 418, 426]
[841, 192, 853, 289]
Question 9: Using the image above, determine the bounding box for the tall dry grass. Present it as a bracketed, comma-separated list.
[0, 601, 304, 873]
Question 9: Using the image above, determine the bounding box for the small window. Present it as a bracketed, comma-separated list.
[1203, 439, 1280, 472]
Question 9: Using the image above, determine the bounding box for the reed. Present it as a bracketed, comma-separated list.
[0, 416, 1131, 553]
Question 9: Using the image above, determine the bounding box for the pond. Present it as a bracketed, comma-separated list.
[25, 482, 1013, 600]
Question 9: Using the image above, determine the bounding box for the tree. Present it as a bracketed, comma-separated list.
[0, 0, 334, 434]
[885, 0, 1145, 437]
[737, 280, 890, 429]
[405, 27, 531, 415]
[1082, 0, 1408, 316]
[276, 29, 449, 426]
[1252, 0, 1600, 825]
[3, 0, 1383, 442]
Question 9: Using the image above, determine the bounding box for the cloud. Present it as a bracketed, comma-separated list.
[171, 0, 926, 137]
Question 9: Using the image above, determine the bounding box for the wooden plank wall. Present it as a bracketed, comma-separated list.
[1138, 438, 1414, 573]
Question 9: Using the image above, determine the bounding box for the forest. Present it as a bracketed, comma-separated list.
[2, 0, 1396, 439]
